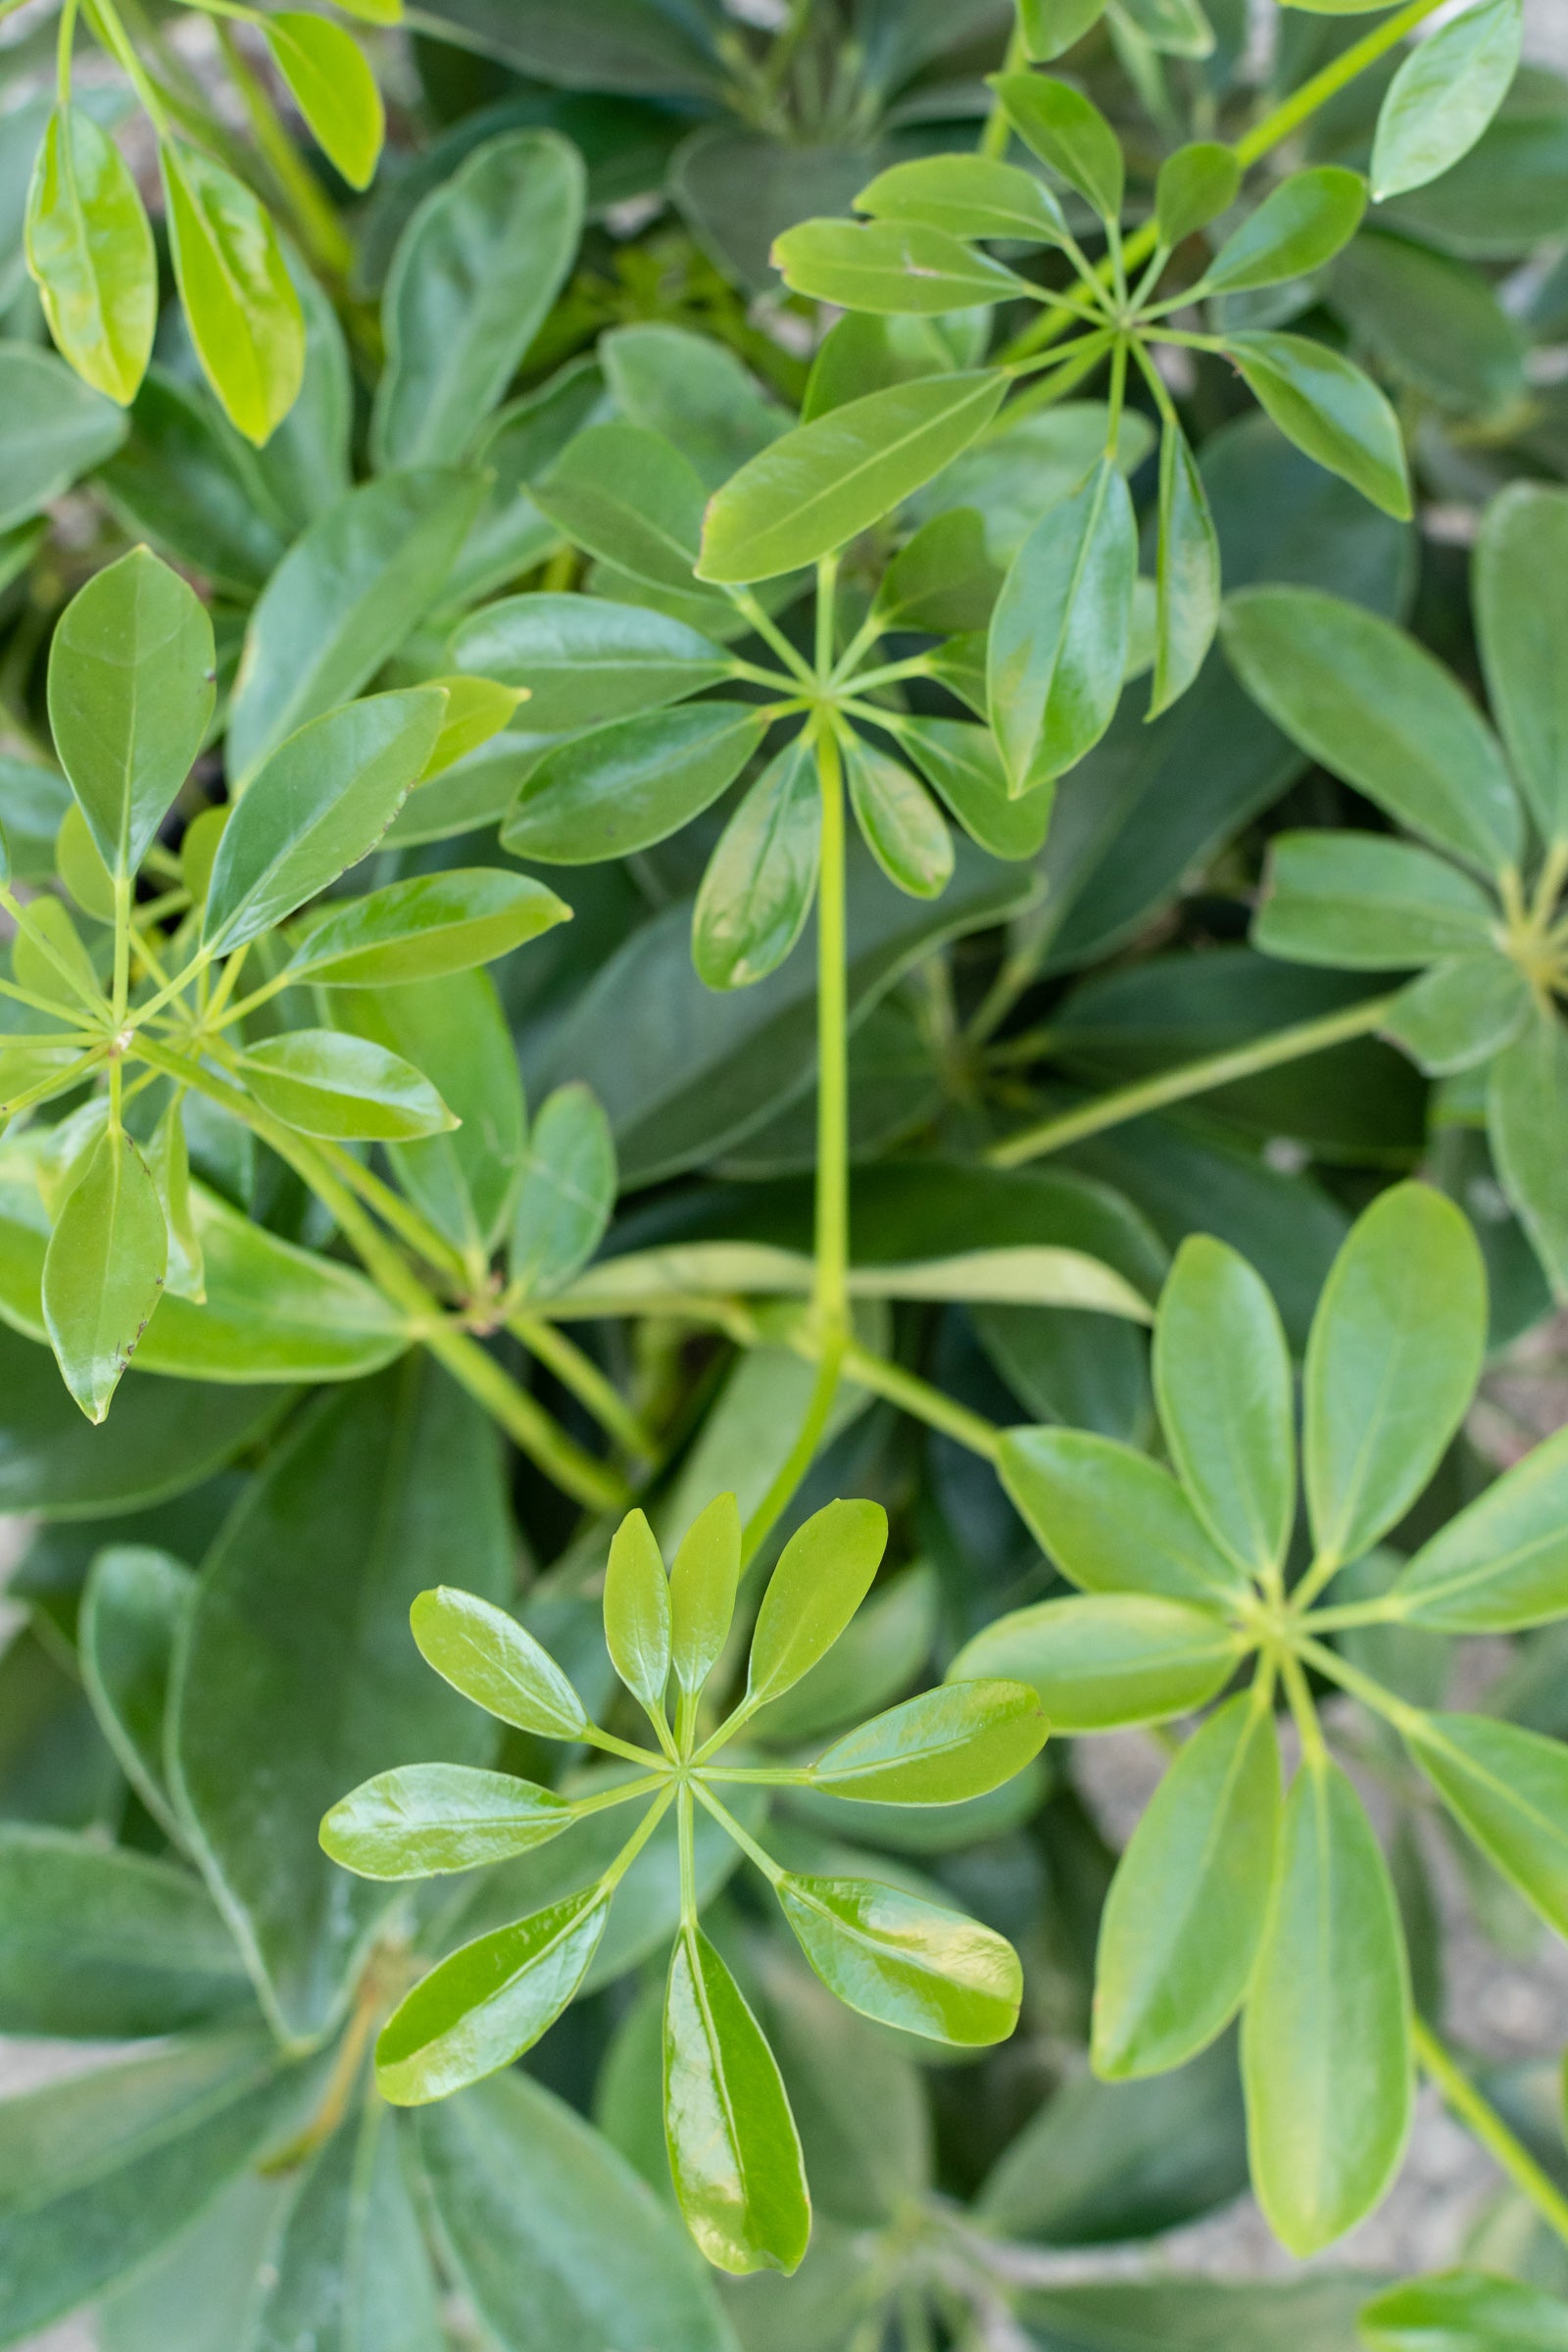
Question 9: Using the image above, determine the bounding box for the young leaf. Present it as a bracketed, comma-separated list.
[777, 1874, 1022, 2044]
[46, 547, 215, 879]
[510, 1082, 615, 1298]
[237, 1029, 457, 1141]
[1393, 1427, 1568, 1630]
[990, 74, 1125, 220]
[376, 1887, 612, 2103]
[998, 1426, 1248, 1605]
[1254, 831, 1498, 967]
[808, 1679, 1046, 1803]
[664, 1924, 810, 2275]
[697, 372, 1007, 584]
[949, 1593, 1241, 1730]
[1370, 0, 1524, 202]
[42, 1124, 167, 1423]
[1225, 331, 1411, 520]
[159, 144, 304, 447]
[692, 733, 821, 990]
[857, 153, 1068, 244]
[1405, 1713, 1568, 1937]
[450, 594, 731, 731]
[319, 1763, 573, 1878]
[1200, 168, 1366, 295]
[1155, 141, 1241, 245]
[288, 868, 569, 987]
[1153, 1235, 1294, 1583]
[746, 1497, 888, 1706]
[1474, 480, 1568, 842]
[605, 1508, 672, 1721]
[1150, 415, 1220, 717]
[532, 420, 707, 591]
[1361, 2269, 1568, 2350]
[263, 14, 384, 190]
[416, 673, 523, 777]
[25, 104, 156, 405]
[772, 220, 1029, 314]
[1489, 1012, 1568, 1298]
[1303, 1183, 1487, 1567]
[501, 704, 766, 864]
[1242, 1754, 1411, 2257]
[988, 456, 1137, 789]
[844, 734, 954, 899]
[668, 1494, 741, 1699]
[411, 1585, 589, 1740]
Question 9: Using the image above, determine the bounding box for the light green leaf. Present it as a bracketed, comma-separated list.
[988, 455, 1136, 789]
[510, 1082, 615, 1299]
[1094, 1693, 1280, 2077]
[264, 14, 383, 191]
[502, 702, 765, 865]
[59, 803, 124, 920]
[1150, 414, 1219, 718]
[1226, 332, 1411, 520]
[1303, 1182, 1487, 1567]
[1154, 1234, 1294, 1583]
[1360, 2269, 1568, 2350]
[1384, 954, 1531, 1076]
[533, 420, 707, 591]
[238, 1028, 456, 1141]
[746, 1497, 888, 1707]
[1371, 0, 1524, 201]
[1405, 1712, 1568, 1937]
[25, 104, 155, 405]
[668, 1493, 740, 1700]
[412, 1583, 589, 1740]
[377, 1887, 611, 2103]
[778, 1873, 1022, 2044]
[0, 342, 125, 532]
[1474, 480, 1568, 842]
[319, 1762, 573, 1879]
[698, 371, 1007, 584]
[857, 153, 1068, 244]
[990, 74, 1124, 220]
[949, 1593, 1240, 1731]
[42, 1123, 166, 1423]
[450, 594, 730, 731]
[1242, 1754, 1411, 2257]
[46, 546, 214, 880]
[772, 219, 1029, 314]
[417, 673, 523, 778]
[79, 1544, 193, 1837]
[1393, 1426, 1568, 1630]
[1200, 168, 1365, 295]
[808, 1679, 1046, 1803]
[371, 129, 584, 469]
[999, 1425, 1248, 1605]
[1489, 1011, 1568, 1298]
[1020, 0, 1111, 60]
[159, 143, 304, 448]
[146, 1097, 202, 1302]
[605, 1506, 672, 1720]
[693, 732, 821, 990]
[1155, 140, 1241, 245]
[844, 733, 953, 899]
[899, 713, 1055, 858]
[1254, 830, 1498, 967]
[289, 868, 568, 987]
[664, 1924, 810, 2275]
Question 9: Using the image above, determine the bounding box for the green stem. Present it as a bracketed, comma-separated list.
[1280, 1651, 1326, 1766]
[692, 1780, 784, 1887]
[58, 0, 80, 99]
[741, 1337, 844, 1569]
[599, 1786, 674, 1891]
[677, 1785, 697, 1929]
[987, 995, 1396, 1168]
[1412, 2016, 1568, 2251]
[568, 1772, 666, 1820]
[979, 17, 1028, 160]
[1296, 1635, 1427, 1739]
[508, 1310, 658, 1463]
[840, 1336, 1001, 1461]
[728, 588, 815, 688]
[83, 0, 172, 138]
[1304, 1595, 1404, 1635]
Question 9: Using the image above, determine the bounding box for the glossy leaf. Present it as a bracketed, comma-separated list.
[991, 74, 1124, 220]
[999, 1426, 1247, 1605]
[42, 1123, 166, 1423]
[377, 1886, 611, 2103]
[1154, 1235, 1294, 1582]
[533, 420, 707, 591]
[1225, 332, 1411, 521]
[159, 143, 304, 447]
[1361, 2269, 1568, 2350]
[79, 1543, 193, 1836]
[1094, 1693, 1281, 2077]
[668, 1493, 741, 1699]
[843, 733, 953, 898]
[25, 104, 155, 405]
[320, 1762, 573, 1879]
[857, 153, 1067, 244]
[664, 1924, 810, 2275]
[1371, 0, 1524, 201]
[1303, 1182, 1487, 1568]
[1200, 169, 1366, 294]
[147, 1096, 202, 1302]
[777, 1873, 1022, 2044]
[605, 1507, 672, 1720]
[1405, 1712, 1568, 1937]
[949, 1593, 1240, 1731]
[1390, 1426, 1568, 1631]
[693, 732, 821, 990]
[417, 673, 523, 777]
[412, 1584, 589, 1740]
[1241, 1754, 1411, 2257]
[773, 219, 1029, 314]
[1474, 480, 1568, 841]
[746, 1497, 888, 1706]
[290, 868, 568, 987]
[1150, 415, 1220, 718]
[264, 14, 383, 190]
[510, 1083, 615, 1298]
[1156, 141, 1242, 245]
[451, 594, 730, 731]
[988, 456, 1137, 790]
[900, 714, 1055, 858]
[808, 1678, 1046, 1803]
[239, 1028, 455, 1141]
[502, 702, 765, 865]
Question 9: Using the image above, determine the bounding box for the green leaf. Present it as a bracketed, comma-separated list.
[605, 1507, 672, 1721]
[412, 1582, 589, 1740]
[1303, 1182, 1487, 1567]
[25, 104, 155, 405]
[1371, 0, 1524, 201]
[1094, 1693, 1280, 2078]
[532, 420, 707, 592]
[808, 1678, 1046, 1803]
[147, 1097, 202, 1302]
[417, 673, 523, 778]
[1329, 232, 1525, 417]
[1225, 332, 1410, 521]
[843, 733, 953, 899]
[1119, 0, 1215, 57]
[79, 1543, 194, 1837]
[999, 1426, 1248, 1605]
[1241, 1754, 1411, 2257]
[510, 1082, 615, 1299]
[1153, 1234, 1294, 1583]
[289, 868, 568, 987]
[949, 1593, 1240, 1731]
[668, 1492, 740, 1700]
[0, 342, 125, 532]
[1393, 1426, 1568, 1630]
[1020, 0, 1111, 60]
[777, 1873, 1022, 2044]
[880, 507, 1003, 634]
[502, 702, 765, 865]
[159, 143, 304, 448]
[377, 1886, 611, 2103]
[1384, 954, 1530, 1076]
[416, 2070, 735, 2352]
[0, 2029, 309, 2344]
[1254, 830, 1498, 968]
[1361, 2270, 1568, 2350]
[1150, 415, 1220, 718]
[1221, 586, 1521, 875]
[320, 1762, 573, 1879]
[664, 1923, 809, 2275]
[450, 594, 730, 732]
[0, 1826, 247, 2038]
[1200, 168, 1365, 295]
[1155, 141, 1241, 245]
[746, 1496, 888, 1707]
[238, 1028, 455, 1141]
[990, 74, 1124, 220]
[42, 1123, 167, 1424]
[1474, 480, 1568, 842]
[1404, 1712, 1568, 1937]
[1489, 1012, 1568, 1298]
[371, 129, 584, 469]
[899, 713, 1055, 858]
[204, 689, 447, 954]
[772, 219, 1029, 314]
[171, 1364, 513, 2044]
[988, 456, 1137, 789]
[698, 371, 1007, 584]
[46, 546, 214, 880]
[857, 153, 1068, 244]
[693, 732, 821, 990]
[754, 1945, 930, 2226]
[226, 468, 482, 785]
[601, 320, 786, 490]
[263, 14, 383, 191]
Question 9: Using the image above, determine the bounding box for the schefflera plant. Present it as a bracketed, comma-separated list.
[321, 1493, 1047, 2275]
[953, 1181, 1568, 2257]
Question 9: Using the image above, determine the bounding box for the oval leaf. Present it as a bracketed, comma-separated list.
[411, 1584, 589, 1740]
[692, 732, 821, 990]
[25, 104, 156, 405]
[1153, 1234, 1295, 1583]
[746, 1497, 888, 1707]
[949, 1593, 1240, 1731]
[320, 1763, 573, 1879]
[777, 1873, 1022, 2045]
[809, 1679, 1046, 1804]
[239, 1028, 457, 1141]
[159, 142, 304, 447]
[502, 703, 764, 865]
[376, 1886, 611, 2104]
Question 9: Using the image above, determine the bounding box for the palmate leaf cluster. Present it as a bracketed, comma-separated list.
[5, 1, 1568, 2349]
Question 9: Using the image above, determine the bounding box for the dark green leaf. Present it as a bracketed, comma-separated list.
[991, 74, 1124, 220]
[0, 340, 126, 530]
[1329, 233, 1525, 416]
[899, 714, 1055, 858]
[503, 702, 765, 865]
[1200, 168, 1365, 295]
[1489, 1011, 1568, 1298]
[1475, 480, 1568, 842]
[1155, 141, 1241, 245]
[1150, 416, 1219, 717]
[533, 420, 707, 591]
[1384, 954, 1530, 1076]
[772, 218, 1029, 313]
[844, 734, 953, 899]
[693, 732, 821, 990]
[1225, 332, 1410, 520]
[988, 456, 1136, 789]
[1255, 831, 1498, 967]
[510, 1082, 614, 1299]
[601, 320, 786, 490]
[1153, 1234, 1294, 1583]
[79, 1543, 194, 1835]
